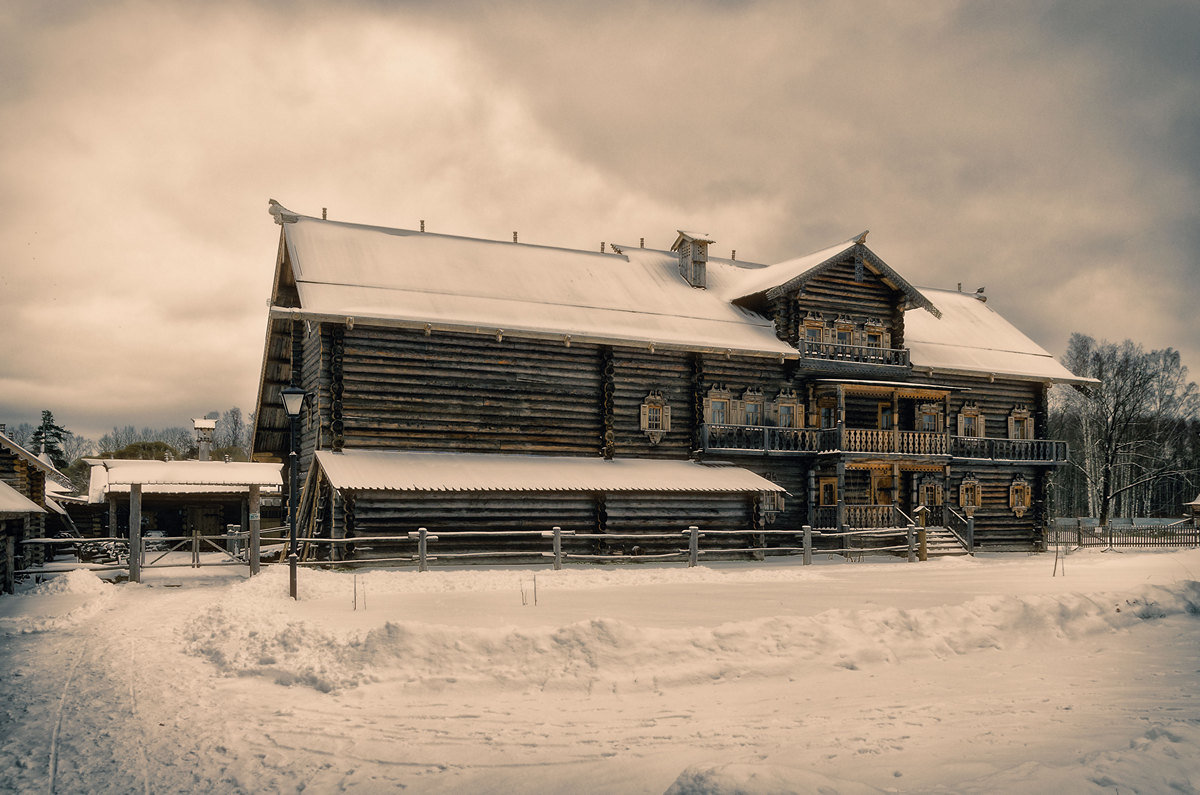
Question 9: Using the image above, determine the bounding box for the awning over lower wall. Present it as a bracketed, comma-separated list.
[315, 450, 785, 494]
[85, 459, 284, 504]
[0, 480, 44, 515]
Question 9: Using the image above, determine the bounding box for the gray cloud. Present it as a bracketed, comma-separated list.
[1, 0, 1197, 441]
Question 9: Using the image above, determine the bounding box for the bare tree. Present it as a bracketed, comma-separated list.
[1053, 334, 1200, 522]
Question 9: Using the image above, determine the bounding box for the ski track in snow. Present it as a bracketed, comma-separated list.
[1, 552, 1198, 793]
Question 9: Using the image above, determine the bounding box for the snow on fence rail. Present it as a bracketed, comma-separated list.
[8, 522, 938, 586]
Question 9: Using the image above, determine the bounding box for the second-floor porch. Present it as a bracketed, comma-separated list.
[701, 424, 1067, 463]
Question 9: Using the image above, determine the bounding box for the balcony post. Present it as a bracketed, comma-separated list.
[892, 390, 899, 453]
[836, 459, 846, 530]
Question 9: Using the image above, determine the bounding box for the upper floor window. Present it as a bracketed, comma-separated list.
[878, 403, 894, 430]
[836, 326, 853, 346]
[1008, 407, 1034, 440]
[957, 403, 984, 437]
[773, 388, 802, 428]
[704, 385, 732, 426]
[865, 331, 883, 348]
[742, 388, 765, 427]
[918, 403, 943, 433]
[805, 324, 823, 343]
[819, 477, 838, 506]
[918, 477, 944, 507]
[640, 391, 671, 444]
[819, 399, 837, 429]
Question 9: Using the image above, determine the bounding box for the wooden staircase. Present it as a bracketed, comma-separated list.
[922, 526, 970, 556]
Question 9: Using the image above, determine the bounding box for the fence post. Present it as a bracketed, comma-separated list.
[418, 527, 428, 572]
[129, 483, 142, 584]
[1107, 523, 1113, 551]
[552, 526, 562, 571]
[802, 524, 812, 565]
[906, 523, 916, 563]
[688, 525, 699, 567]
[966, 517, 975, 555]
[248, 484, 261, 576]
[918, 525, 928, 562]
[1076, 517, 1083, 547]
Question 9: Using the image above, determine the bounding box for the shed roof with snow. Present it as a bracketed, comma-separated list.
[85, 460, 283, 504]
[314, 450, 785, 494]
[0, 479, 44, 516]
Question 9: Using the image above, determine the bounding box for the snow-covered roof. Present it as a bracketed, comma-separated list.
[192, 418, 218, 430]
[905, 288, 1093, 384]
[0, 479, 43, 515]
[85, 460, 283, 503]
[1186, 494, 1200, 509]
[0, 433, 68, 482]
[315, 450, 785, 493]
[275, 211, 796, 358]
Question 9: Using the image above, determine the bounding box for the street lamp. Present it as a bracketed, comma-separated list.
[281, 385, 307, 600]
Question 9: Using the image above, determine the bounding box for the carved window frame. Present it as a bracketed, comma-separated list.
[819, 477, 838, 507]
[917, 403, 944, 433]
[958, 473, 982, 517]
[741, 388, 765, 427]
[761, 471, 785, 523]
[918, 476, 945, 507]
[877, 402, 894, 430]
[1008, 406, 1034, 440]
[1009, 475, 1031, 517]
[640, 390, 671, 444]
[772, 388, 803, 428]
[834, 316, 854, 346]
[704, 385, 732, 426]
[957, 403, 984, 438]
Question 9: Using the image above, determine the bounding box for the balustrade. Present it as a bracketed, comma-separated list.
[800, 341, 910, 367]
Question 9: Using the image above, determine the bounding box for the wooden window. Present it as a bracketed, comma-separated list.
[958, 474, 982, 517]
[1008, 407, 1034, 440]
[819, 477, 838, 506]
[762, 472, 785, 522]
[918, 403, 942, 433]
[878, 403, 894, 431]
[640, 391, 670, 444]
[742, 389, 765, 427]
[919, 478, 944, 507]
[805, 324, 823, 342]
[704, 386, 733, 426]
[1009, 476, 1031, 517]
[865, 331, 882, 348]
[957, 404, 984, 437]
[772, 388, 802, 428]
[836, 326, 853, 346]
[870, 471, 894, 505]
[820, 402, 836, 429]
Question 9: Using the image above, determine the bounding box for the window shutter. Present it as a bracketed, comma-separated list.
[1026, 415, 1035, 440]
[732, 399, 744, 424]
[702, 398, 711, 424]
[640, 403, 649, 431]
[957, 413, 964, 436]
[979, 416, 986, 438]
[662, 404, 671, 432]
[823, 327, 833, 343]
[1008, 414, 1016, 439]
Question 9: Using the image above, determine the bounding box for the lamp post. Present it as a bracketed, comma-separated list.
[281, 385, 307, 600]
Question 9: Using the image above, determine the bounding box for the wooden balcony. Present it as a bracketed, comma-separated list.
[800, 341, 910, 367]
[951, 436, 1068, 463]
[702, 423, 1067, 463]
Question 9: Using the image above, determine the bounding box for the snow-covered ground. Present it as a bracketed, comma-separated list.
[2, 549, 1198, 793]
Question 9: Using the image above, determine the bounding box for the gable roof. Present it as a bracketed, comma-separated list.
[270, 207, 795, 359]
[905, 288, 1093, 384]
[725, 232, 941, 318]
[0, 432, 68, 484]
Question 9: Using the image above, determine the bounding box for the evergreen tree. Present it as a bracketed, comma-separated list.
[29, 410, 67, 469]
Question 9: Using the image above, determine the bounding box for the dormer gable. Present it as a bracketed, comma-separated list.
[671, 230, 714, 289]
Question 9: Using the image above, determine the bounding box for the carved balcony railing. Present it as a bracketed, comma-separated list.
[702, 424, 828, 453]
[952, 437, 1068, 463]
[843, 429, 948, 455]
[812, 504, 906, 529]
[800, 341, 910, 367]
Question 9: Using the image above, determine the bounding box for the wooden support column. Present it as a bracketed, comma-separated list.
[836, 384, 846, 451]
[248, 484, 261, 576]
[108, 494, 117, 537]
[129, 484, 142, 584]
[807, 469, 816, 528]
[836, 459, 846, 530]
[892, 390, 900, 453]
[331, 489, 344, 562]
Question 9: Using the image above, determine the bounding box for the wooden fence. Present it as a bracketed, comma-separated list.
[1046, 519, 1199, 550]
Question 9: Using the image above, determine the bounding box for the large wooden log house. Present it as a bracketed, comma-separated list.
[250, 202, 1090, 560]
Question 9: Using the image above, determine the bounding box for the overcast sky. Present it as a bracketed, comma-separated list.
[2, 0, 1198, 443]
